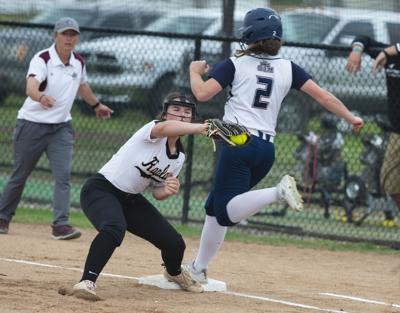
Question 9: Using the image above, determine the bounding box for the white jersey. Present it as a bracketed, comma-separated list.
[99, 121, 185, 194]
[209, 54, 311, 137]
[18, 44, 87, 124]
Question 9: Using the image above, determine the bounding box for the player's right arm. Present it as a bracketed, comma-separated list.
[25, 53, 55, 109]
[150, 120, 208, 138]
[26, 77, 55, 109]
[300, 80, 364, 134]
[190, 60, 223, 102]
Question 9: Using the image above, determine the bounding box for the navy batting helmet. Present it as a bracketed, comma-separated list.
[239, 8, 282, 45]
[162, 93, 197, 120]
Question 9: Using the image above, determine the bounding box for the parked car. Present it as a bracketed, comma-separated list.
[278, 7, 400, 131]
[74, 6, 400, 123]
[30, 7, 162, 39]
[0, 6, 163, 102]
[74, 9, 245, 117]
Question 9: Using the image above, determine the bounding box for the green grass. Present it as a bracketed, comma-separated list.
[2, 95, 398, 251]
[12, 207, 397, 254]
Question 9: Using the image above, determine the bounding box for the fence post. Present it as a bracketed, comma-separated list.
[181, 37, 202, 224]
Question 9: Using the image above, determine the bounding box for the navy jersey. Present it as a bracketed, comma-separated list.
[209, 54, 311, 136]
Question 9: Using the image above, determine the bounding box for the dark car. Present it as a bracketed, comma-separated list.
[0, 6, 163, 102]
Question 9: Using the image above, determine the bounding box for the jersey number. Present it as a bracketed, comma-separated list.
[253, 76, 273, 109]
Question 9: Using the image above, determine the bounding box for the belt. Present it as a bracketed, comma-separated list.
[248, 129, 274, 143]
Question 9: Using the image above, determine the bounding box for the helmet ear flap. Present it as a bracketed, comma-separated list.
[243, 31, 253, 44]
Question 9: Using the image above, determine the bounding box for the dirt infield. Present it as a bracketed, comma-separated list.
[0, 223, 399, 313]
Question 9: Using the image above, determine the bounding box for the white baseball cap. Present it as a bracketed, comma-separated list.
[54, 17, 80, 34]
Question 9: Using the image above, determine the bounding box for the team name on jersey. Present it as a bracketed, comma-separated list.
[134, 156, 170, 182]
[257, 60, 274, 73]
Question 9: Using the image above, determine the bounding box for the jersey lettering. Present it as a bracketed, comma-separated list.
[252, 76, 273, 109]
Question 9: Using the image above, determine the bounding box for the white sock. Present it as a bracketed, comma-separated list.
[193, 215, 227, 271]
[227, 187, 280, 223]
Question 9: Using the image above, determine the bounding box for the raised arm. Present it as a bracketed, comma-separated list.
[300, 80, 364, 134]
[189, 60, 222, 102]
[372, 44, 400, 73]
[346, 35, 389, 74]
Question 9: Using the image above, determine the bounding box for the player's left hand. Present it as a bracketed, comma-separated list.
[189, 60, 210, 76]
[95, 103, 114, 120]
[163, 175, 180, 196]
[372, 51, 387, 74]
[349, 116, 364, 134]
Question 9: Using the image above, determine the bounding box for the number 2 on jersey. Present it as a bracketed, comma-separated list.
[253, 76, 273, 109]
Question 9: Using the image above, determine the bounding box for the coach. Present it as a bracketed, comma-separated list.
[0, 17, 113, 239]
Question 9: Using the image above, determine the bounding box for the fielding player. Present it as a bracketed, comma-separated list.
[71, 93, 208, 299]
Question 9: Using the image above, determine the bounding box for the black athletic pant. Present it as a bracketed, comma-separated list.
[79, 173, 185, 283]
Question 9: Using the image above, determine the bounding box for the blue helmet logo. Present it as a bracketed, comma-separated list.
[239, 8, 282, 45]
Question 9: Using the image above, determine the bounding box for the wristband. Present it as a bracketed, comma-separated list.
[352, 46, 363, 54]
[382, 49, 390, 58]
[39, 94, 45, 102]
[92, 101, 101, 110]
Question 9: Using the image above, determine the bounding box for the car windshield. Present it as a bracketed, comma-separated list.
[31, 8, 94, 27]
[282, 13, 339, 44]
[146, 15, 216, 34]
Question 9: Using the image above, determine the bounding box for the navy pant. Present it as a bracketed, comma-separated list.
[205, 135, 275, 226]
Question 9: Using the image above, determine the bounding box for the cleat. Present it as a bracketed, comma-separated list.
[277, 175, 304, 211]
[164, 267, 203, 293]
[72, 280, 100, 301]
[51, 224, 81, 240]
[0, 218, 10, 234]
[184, 261, 208, 284]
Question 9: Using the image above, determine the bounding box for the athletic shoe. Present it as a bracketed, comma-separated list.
[277, 175, 304, 211]
[51, 224, 81, 240]
[184, 261, 208, 284]
[164, 267, 203, 293]
[0, 218, 9, 234]
[72, 280, 100, 301]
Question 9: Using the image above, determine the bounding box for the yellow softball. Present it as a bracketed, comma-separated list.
[230, 133, 248, 145]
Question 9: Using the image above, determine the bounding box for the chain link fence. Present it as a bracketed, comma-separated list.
[0, 2, 399, 248]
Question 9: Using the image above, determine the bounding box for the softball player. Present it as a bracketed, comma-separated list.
[187, 7, 364, 283]
[71, 93, 207, 299]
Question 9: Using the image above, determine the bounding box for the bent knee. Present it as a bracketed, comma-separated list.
[216, 212, 236, 227]
[164, 233, 186, 254]
[102, 223, 126, 246]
